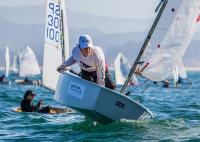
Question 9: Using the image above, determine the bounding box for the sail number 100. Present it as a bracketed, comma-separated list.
[46, 2, 61, 43]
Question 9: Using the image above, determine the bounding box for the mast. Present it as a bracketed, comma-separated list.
[60, 0, 65, 62]
[120, 0, 168, 93]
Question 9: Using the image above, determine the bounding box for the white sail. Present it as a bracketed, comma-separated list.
[42, 0, 69, 90]
[173, 65, 179, 85]
[12, 51, 19, 72]
[19, 46, 41, 77]
[5, 47, 10, 78]
[173, 60, 187, 85]
[140, 0, 200, 81]
[177, 60, 187, 79]
[114, 52, 138, 85]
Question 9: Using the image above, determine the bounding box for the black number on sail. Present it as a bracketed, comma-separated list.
[46, 2, 61, 43]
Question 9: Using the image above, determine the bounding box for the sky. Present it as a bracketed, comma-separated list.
[0, 0, 159, 19]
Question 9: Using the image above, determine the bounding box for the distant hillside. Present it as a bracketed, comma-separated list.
[0, 5, 152, 33]
[0, 17, 147, 66]
[0, 5, 200, 68]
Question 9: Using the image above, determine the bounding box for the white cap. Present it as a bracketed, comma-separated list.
[79, 34, 93, 49]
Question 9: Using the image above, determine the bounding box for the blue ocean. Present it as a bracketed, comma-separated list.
[0, 71, 199, 141]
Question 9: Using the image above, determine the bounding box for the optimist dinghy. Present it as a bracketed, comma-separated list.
[54, 72, 153, 124]
[12, 51, 20, 73]
[54, 0, 200, 123]
[53, 0, 171, 123]
[54, 0, 169, 124]
[5, 47, 10, 78]
[15, 46, 41, 85]
[0, 47, 11, 85]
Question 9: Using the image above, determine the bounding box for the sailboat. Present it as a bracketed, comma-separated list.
[173, 60, 188, 87]
[114, 52, 139, 86]
[0, 47, 10, 85]
[39, 0, 79, 114]
[42, 0, 69, 91]
[13, 0, 76, 114]
[55, 0, 200, 123]
[5, 47, 10, 78]
[12, 51, 20, 73]
[15, 46, 41, 85]
[136, 0, 200, 87]
[133, 0, 200, 90]
[54, 0, 156, 124]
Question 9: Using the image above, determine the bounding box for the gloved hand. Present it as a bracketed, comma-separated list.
[57, 64, 68, 73]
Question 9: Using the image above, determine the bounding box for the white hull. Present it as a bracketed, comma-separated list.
[15, 79, 41, 85]
[54, 72, 153, 124]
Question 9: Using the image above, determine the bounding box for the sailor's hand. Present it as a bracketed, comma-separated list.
[135, 69, 142, 75]
[57, 65, 67, 73]
[38, 99, 43, 104]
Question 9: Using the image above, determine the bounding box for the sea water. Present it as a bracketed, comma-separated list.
[0, 71, 199, 141]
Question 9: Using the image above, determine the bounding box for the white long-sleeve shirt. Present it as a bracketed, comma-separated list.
[64, 46, 105, 86]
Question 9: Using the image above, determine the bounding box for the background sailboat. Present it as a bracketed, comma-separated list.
[114, 52, 138, 86]
[19, 46, 41, 77]
[12, 51, 20, 73]
[173, 60, 189, 86]
[15, 46, 41, 85]
[0, 47, 10, 85]
[5, 47, 10, 78]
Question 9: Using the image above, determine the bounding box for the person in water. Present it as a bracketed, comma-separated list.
[57, 34, 116, 89]
[20, 90, 52, 113]
[24, 77, 30, 82]
[0, 75, 5, 82]
[162, 80, 170, 88]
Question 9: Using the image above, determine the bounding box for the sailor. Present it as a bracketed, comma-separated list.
[57, 34, 116, 89]
[20, 90, 52, 113]
[0, 75, 5, 82]
[177, 76, 183, 84]
[162, 80, 169, 88]
[24, 77, 30, 83]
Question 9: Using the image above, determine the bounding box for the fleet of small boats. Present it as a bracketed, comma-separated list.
[1, 0, 200, 124]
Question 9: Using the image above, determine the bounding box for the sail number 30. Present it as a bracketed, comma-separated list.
[46, 2, 61, 43]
